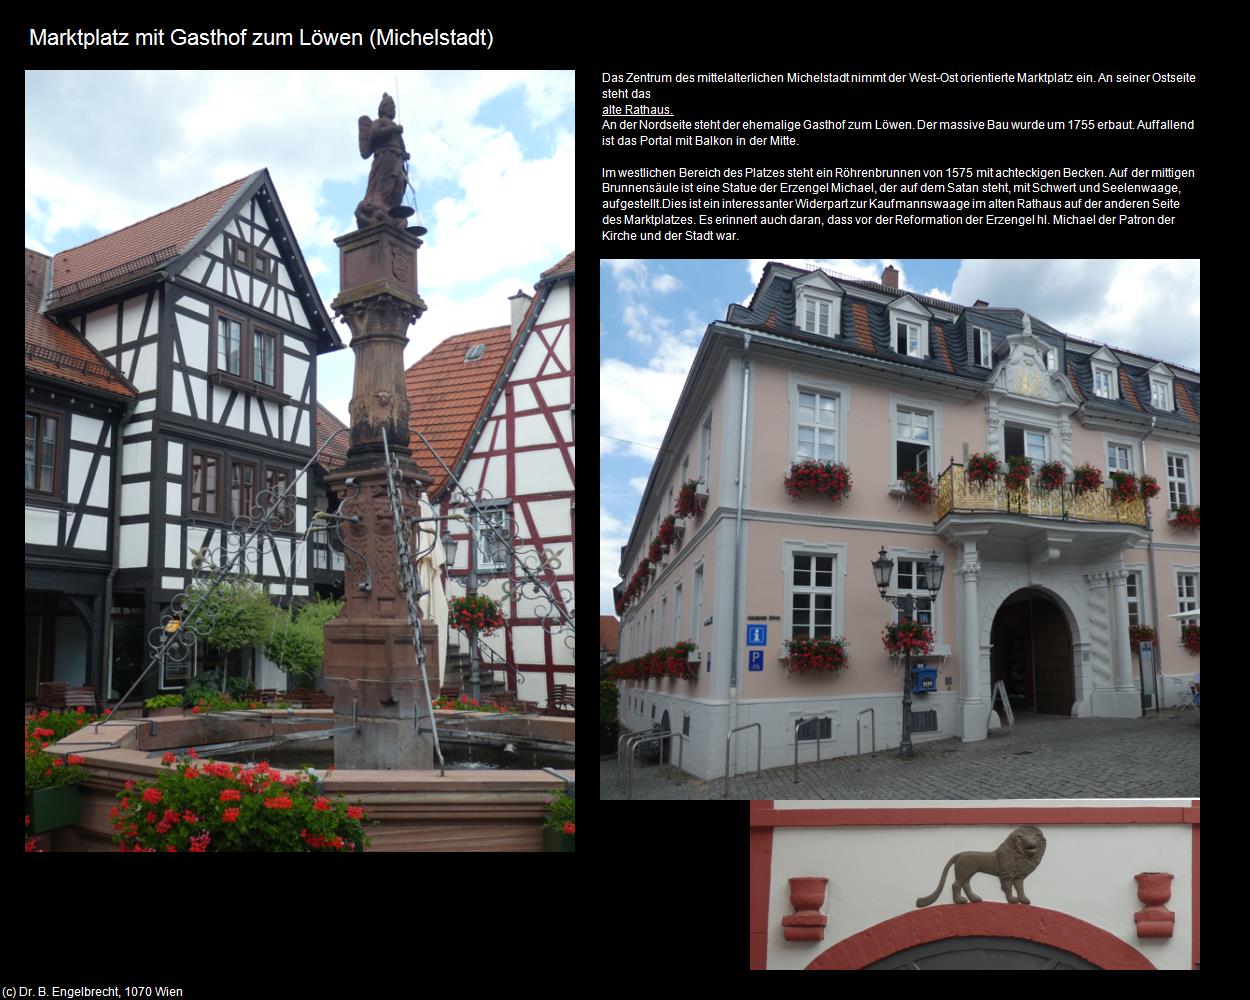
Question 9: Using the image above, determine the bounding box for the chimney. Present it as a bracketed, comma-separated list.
[973, 299, 989, 308]
[508, 289, 533, 340]
[881, 265, 899, 290]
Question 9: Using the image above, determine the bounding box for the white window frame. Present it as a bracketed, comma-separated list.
[788, 374, 850, 467]
[896, 320, 924, 358]
[680, 452, 689, 488]
[890, 550, 944, 644]
[781, 540, 847, 643]
[891, 397, 940, 483]
[1150, 378, 1173, 412]
[1174, 570, 1199, 629]
[699, 413, 712, 486]
[1002, 421, 1050, 465]
[692, 561, 705, 634]
[659, 594, 667, 649]
[1125, 569, 1143, 628]
[973, 327, 992, 368]
[1103, 435, 1135, 474]
[1165, 449, 1195, 507]
[1045, 348, 1058, 372]
[673, 580, 683, 644]
[1093, 365, 1117, 400]
[472, 503, 510, 573]
[798, 289, 837, 337]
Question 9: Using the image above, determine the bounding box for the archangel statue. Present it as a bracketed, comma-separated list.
[355, 92, 410, 229]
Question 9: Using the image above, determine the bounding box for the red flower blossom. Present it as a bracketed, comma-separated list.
[347, 806, 365, 820]
[75, 706, 85, 715]
[124, 780, 136, 792]
[222, 808, 241, 823]
[67, 754, 86, 766]
[263, 796, 294, 810]
[563, 822, 575, 835]
[162, 752, 177, 765]
[142, 787, 162, 805]
[182, 811, 199, 824]
[313, 797, 331, 811]
[146, 811, 158, 824]
[162, 809, 181, 825]
[191, 706, 201, 714]
[219, 789, 242, 802]
[187, 749, 199, 758]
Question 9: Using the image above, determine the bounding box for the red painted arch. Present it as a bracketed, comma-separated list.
[806, 903, 1156, 970]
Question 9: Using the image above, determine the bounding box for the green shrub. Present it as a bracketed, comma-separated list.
[145, 694, 183, 709]
[543, 789, 575, 833]
[600, 682, 619, 724]
[265, 598, 343, 683]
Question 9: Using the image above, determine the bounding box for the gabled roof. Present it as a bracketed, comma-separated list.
[314, 403, 350, 473]
[404, 325, 513, 496]
[44, 170, 340, 353]
[49, 174, 255, 302]
[25, 249, 136, 401]
[541, 251, 575, 279]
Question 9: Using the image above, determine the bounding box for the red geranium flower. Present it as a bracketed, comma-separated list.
[263, 796, 293, 810]
[141, 787, 162, 805]
[219, 789, 242, 802]
[347, 806, 365, 820]
[222, 808, 240, 823]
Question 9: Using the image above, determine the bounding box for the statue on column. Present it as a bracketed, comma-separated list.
[355, 92, 410, 229]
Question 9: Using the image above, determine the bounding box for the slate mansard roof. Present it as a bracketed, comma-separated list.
[726, 262, 1199, 428]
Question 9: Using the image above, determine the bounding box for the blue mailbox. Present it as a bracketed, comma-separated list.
[911, 667, 938, 694]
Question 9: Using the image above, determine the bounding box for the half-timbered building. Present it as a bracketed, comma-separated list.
[406, 252, 575, 708]
[26, 170, 341, 703]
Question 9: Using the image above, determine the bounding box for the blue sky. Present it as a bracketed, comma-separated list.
[600, 258, 1201, 616]
[25, 69, 574, 434]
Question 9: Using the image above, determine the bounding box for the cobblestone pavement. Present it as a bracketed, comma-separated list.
[601, 710, 1200, 800]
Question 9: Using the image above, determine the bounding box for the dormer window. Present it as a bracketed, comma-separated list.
[1150, 379, 1171, 410]
[464, 343, 486, 362]
[897, 320, 923, 358]
[1093, 365, 1116, 399]
[792, 273, 841, 339]
[973, 327, 991, 368]
[1045, 349, 1058, 372]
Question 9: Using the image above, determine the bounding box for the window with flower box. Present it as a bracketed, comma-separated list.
[893, 558, 934, 628]
[210, 304, 285, 398]
[895, 406, 932, 476]
[1106, 441, 1134, 474]
[673, 581, 683, 644]
[692, 562, 705, 634]
[795, 390, 839, 462]
[1175, 572, 1199, 628]
[1126, 571, 1142, 627]
[781, 541, 846, 644]
[700, 414, 712, 486]
[1005, 426, 1047, 464]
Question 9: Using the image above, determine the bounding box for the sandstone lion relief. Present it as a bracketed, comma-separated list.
[915, 827, 1047, 907]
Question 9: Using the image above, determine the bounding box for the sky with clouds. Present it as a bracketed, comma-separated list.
[25, 69, 574, 432]
[600, 258, 1201, 617]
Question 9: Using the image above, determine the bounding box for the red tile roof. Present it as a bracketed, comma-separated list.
[25, 250, 136, 400]
[599, 615, 620, 654]
[1118, 367, 1144, 410]
[314, 403, 350, 472]
[850, 302, 876, 353]
[1174, 381, 1199, 422]
[1066, 360, 1086, 401]
[49, 174, 254, 300]
[541, 251, 575, 279]
[404, 325, 513, 497]
[932, 322, 955, 373]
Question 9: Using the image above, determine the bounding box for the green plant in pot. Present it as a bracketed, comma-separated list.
[543, 788, 575, 852]
[24, 739, 90, 834]
[145, 694, 184, 717]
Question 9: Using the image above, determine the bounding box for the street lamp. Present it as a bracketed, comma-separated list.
[441, 530, 458, 567]
[871, 546, 944, 758]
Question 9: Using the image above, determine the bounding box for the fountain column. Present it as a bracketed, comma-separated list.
[322, 218, 439, 769]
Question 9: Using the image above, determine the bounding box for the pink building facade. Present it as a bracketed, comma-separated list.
[613, 263, 1200, 781]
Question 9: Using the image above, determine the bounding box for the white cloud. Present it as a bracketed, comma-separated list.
[951, 259, 1200, 370]
[629, 476, 650, 493]
[651, 273, 681, 293]
[600, 506, 630, 614]
[745, 258, 914, 294]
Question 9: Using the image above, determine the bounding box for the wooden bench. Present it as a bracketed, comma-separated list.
[37, 682, 99, 713]
[550, 684, 575, 716]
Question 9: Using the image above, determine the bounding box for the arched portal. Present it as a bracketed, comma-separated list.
[989, 588, 1076, 716]
[807, 903, 1155, 970]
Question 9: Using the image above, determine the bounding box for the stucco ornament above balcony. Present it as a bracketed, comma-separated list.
[989, 335, 1081, 407]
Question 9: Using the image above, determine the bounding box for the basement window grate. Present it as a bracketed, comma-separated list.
[796, 717, 832, 740]
[910, 709, 938, 733]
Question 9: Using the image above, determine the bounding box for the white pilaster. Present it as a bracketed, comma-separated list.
[958, 541, 987, 742]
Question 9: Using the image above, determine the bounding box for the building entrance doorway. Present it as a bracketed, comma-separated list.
[990, 590, 1074, 716]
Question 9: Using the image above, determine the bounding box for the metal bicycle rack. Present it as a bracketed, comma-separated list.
[617, 729, 664, 787]
[793, 715, 833, 783]
[856, 708, 876, 771]
[724, 722, 762, 798]
[621, 731, 686, 800]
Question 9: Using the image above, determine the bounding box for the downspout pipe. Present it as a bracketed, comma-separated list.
[102, 397, 137, 705]
[728, 334, 751, 759]
[1140, 416, 1164, 713]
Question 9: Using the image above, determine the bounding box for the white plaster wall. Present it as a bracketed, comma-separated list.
[540, 377, 570, 407]
[550, 326, 570, 368]
[133, 343, 157, 394]
[182, 256, 210, 285]
[276, 261, 294, 291]
[511, 334, 546, 381]
[125, 418, 153, 439]
[766, 819, 1194, 970]
[553, 411, 572, 443]
[167, 442, 184, 477]
[286, 356, 309, 398]
[526, 499, 569, 538]
[510, 626, 546, 664]
[512, 384, 537, 411]
[76, 514, 108, 550]
[290, 296, 309, 329]
[172, 377, 191, 417]
[119, 523, 148, 568]
[86, 456, 110, 509]
[225, 391, 245, 431]
[513, 414, 555, 446]
[480, 454, 506, 498]
[178, 313, 210, 369]
[189, 376, 207, 419]
[162, 576, 186, 591]
[284, 333, 307, 355]
[514, 448, 572, 494]
[70, 415, 103, 444]
[121, 296, 145, 344]
[166, 483, 181, 516]
[84, 306, 115, 354]
[25, 507, 59, 545]
[120, 482, 149, 517]
[165, 525, 182, 568]
[122, 441, 150, 476]
[539, 284, 570, 323]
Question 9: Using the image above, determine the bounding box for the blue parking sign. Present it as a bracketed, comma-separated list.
[746, 624, 767, 646]
[748, 650, 764, 671]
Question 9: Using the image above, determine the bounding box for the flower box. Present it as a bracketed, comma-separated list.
[1071, 463, 1103, 496]
[899, 470, 935, 506]
[675, 479, 707, 519]
[783, 635, 849, 674]
[25, 784, 80, 834]
[965, 452, 1001, 485]
[671, 517, 686, 540]
[784, 459, 853, 503]
[146, 706, 183, 718]
[1168, 504, 1200, 530]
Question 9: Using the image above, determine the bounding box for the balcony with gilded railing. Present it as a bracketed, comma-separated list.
[935, 461, 1148, 528]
